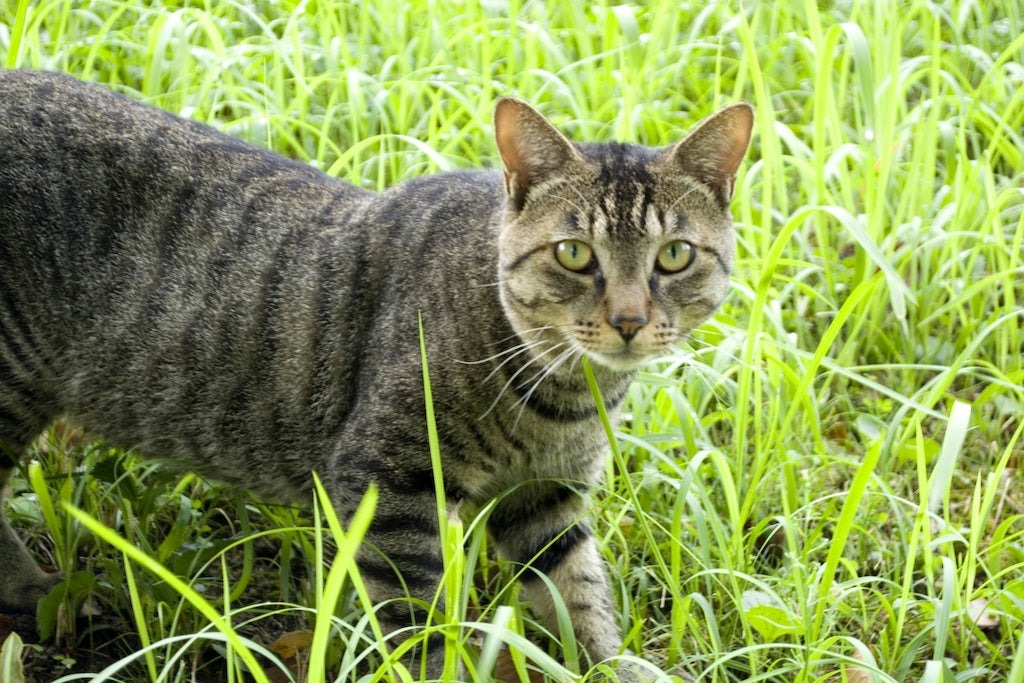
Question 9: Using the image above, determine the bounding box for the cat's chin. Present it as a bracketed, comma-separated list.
[585, 349, 657, 373]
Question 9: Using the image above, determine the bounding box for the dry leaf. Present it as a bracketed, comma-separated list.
[269, 630, 314, 659]
[264, 662, 300, 683]
[264, 630, 313, 683]
[843, 648, 875, 683]
[494, 646, 545, 683]
[967, 598, 997, 628]
[967, 597, 1000, 640]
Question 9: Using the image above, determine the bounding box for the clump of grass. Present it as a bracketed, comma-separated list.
[1, 0, 1022, 681]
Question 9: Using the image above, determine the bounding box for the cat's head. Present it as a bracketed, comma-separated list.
[493, 97, 753, 373]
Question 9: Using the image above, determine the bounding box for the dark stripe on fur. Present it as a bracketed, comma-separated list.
[377, 600, 430, 625]
[369, 512, 439, 537]
[503, 244, 548, 274]
[703, 245, 731, 275]
[360, 553, 443, 592]
[513, 382, 629, 423]
[489, 483, 579, 530]
[522, 523, 590, 578]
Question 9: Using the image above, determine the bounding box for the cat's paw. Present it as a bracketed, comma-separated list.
[586, 656, 690, 682]
[0, 570, 63, 614]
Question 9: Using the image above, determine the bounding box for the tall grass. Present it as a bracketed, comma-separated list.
[1, 0, 1021, 681]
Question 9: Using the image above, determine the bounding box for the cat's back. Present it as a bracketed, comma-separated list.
[0, 69, 318, 177]
[0, 70, 368, 221]
[0, 70, 373, 314]
[0, 71, 383, 482]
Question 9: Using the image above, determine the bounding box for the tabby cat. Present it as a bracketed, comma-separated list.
[0, 70, 752, 678]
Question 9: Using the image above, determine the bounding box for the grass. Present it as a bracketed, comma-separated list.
[1, 0, 1022, 681]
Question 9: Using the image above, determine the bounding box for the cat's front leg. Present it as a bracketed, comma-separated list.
[347, 483, 449, 678]
[487, 482, 654, 679]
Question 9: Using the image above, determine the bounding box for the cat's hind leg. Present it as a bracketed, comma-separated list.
[0, 392, 62, 613]
[0, 464, 62, 613]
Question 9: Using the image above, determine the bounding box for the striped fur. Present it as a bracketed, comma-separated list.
[0, 70, 752, 677]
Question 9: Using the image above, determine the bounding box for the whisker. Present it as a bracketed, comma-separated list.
[509, 345, 581, 429]
[544, 193, 585, 214]
[481, 339, 551, 383]
[455, 325, 564, 364]
[477, 339, 572, 421]
[472, 279, 507, 289]
[538, 178, 592, 216]
[456, 335, 547, 366]
[679, 336, 752, 370]
[659, 338, 749, 404]
[560, 180, 591, 210]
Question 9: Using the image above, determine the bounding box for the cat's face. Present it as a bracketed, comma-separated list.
[494, 98, 753, 373]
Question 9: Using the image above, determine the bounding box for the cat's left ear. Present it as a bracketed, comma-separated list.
[494, 97, 581, 207]
[664, 103, 754, 205]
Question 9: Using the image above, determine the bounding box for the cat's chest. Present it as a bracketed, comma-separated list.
[450, 406, 617, 502]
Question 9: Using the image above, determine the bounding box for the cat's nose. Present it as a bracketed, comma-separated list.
[608, 313, 647, 343]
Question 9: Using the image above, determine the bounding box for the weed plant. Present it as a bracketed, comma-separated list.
[0, 0, 1022, 681]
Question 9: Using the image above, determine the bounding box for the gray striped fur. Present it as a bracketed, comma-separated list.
[0, 70, 752, 677]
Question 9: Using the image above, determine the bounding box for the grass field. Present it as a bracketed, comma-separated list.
[1, 0, 1022, 681]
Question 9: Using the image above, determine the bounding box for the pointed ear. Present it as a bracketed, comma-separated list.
[493, 97, 580, 206]
[665, 103, 754, 204]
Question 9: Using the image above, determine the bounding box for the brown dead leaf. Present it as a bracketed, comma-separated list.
[269, 630, 314, 659]
[967, 597, 1000, 640]
[264, 630, 313, 683]
[494, 646, 544, 683]
[34, 418, 86, 454]
[264, 661, 300, 683]
[843, 648, 875, 683]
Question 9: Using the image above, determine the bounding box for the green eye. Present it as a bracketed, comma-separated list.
[656, 240, 695, 273]
[555, 240, 595, 272]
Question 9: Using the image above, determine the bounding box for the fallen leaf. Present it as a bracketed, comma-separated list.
[844, 648, 875, 683]
[264, 630, 313, 683]
[967, 597, 1000, 641]
[494, 646, 544, 683]
[269, 630, 314, 659]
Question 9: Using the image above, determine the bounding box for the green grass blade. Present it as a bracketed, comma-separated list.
[63, 502, 272, 683]
[0, 632, 25, 683]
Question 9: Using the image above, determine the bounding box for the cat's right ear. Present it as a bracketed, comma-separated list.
[664, 103, 754, 206]
[494, 97, 579, 207]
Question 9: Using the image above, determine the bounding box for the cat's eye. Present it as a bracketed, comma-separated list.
[555, 240, 595, 272]
[656, 240, 696, 273]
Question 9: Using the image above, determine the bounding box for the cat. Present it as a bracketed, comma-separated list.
[0, 69, 752, 678]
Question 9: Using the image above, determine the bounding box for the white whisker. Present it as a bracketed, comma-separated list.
[481, 339, 551, 383]
[661, 337, 749, 404]
[508, 345, 581, 430]
[477, 338, 572, 421]
[539, 177, 591, 217]
[455, 325, 560, 365]
[456, 336, 545, 366]
[472, 281, 506, 288]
